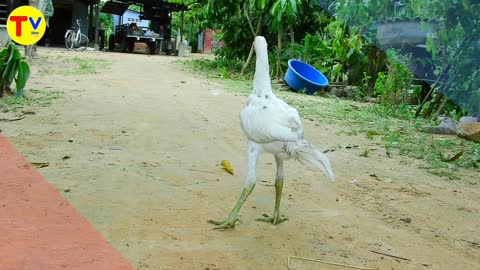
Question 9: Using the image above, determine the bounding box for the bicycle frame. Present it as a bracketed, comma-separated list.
[65, 20, 87, 50]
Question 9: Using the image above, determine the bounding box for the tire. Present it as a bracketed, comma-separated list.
[127, 40, 134, 52]
[65, 31, 74, 50]
[148, 41, 156, 55]
[74, 34, 89, 51]
[108, 34, 115, 51]
[121, 38, 127, 52]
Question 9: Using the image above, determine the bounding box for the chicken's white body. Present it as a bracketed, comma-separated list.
[208, 36, 334, 230]
[240, 36, 335, 185]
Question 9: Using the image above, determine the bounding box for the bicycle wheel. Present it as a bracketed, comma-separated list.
[73, 34, 89, 51]
[65, 31, 74, 50]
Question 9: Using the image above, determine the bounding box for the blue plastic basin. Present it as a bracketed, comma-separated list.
[284, 59, 329, 95]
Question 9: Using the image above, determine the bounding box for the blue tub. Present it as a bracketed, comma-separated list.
[284, 59, 329, 95]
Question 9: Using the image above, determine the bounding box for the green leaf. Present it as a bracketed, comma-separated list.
[0, 48, 8, 59]
[270, 1, 280, 15]
[347, 48, 355, 59]
[15, 61, 30, 97]
[288, 0, 298, 13]
[2, 47, 21, 83]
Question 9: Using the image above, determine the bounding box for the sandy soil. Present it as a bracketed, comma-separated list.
[1, 47, 479, 270]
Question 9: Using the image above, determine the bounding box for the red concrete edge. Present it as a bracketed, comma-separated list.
[0, 135, 135, 270]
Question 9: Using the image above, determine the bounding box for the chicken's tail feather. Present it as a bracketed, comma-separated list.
[291, 141, 335, 182]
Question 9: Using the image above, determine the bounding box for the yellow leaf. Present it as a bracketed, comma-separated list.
[221, 160, 234, 175]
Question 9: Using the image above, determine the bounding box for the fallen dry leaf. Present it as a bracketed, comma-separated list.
[30, 162, 50, 168]
[221, 160, 234, 175]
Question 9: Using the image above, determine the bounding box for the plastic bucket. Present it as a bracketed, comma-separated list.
[284, 59, 329, 95]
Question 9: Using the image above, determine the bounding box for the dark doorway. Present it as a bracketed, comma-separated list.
[39, 6, 72, 47]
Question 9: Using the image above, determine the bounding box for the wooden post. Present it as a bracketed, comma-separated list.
[94, 0, 100, 50]
[25, 0, 45, 61]
[180, 10, 184, 42]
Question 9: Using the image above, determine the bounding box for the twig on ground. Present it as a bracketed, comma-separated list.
[369, 250, 411, 261]
[0, 116, 26, 122]
[188, 168, 214, 173]
[288, 255, 375, 270]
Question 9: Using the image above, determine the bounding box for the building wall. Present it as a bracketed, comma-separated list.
[0, 25, 9, 47]
[72, 0, 89, 35]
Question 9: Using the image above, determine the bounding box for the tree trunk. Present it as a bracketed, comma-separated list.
[243, 1, 255, 36]
[24, 0, 45, 62]
[0, 84, 12, 98]
[434, 96, 449, 118]
[276, 28, 282, 81]
[241, 43, 255, 77]
[0, 85, 5, 98]
[289, 25, 294, 58]
[422, 92, 444, 118]
[415, 86, 435, 118]
[241, 17, 263, 76]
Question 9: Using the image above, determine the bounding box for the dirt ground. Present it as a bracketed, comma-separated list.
[1, 47, 479, 270]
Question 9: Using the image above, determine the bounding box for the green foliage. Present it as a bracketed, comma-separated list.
[68, 57, 108, 74]
[374, 50, 413, 104]
[182, 58, 244, 79]
[360, 148, 370, 157]
[0, 42, 30, 98]
[270, 0, 302, 31]
[327, 0, 480, 116]
[287, 19, 366, 84]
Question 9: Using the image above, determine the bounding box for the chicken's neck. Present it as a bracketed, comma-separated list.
[253, 50, 273, 98]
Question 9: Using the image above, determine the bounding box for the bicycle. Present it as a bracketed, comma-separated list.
[65, 19, 89, 51]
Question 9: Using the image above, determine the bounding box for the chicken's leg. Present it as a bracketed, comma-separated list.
[256, 155, 287, 224]
[208, 141, 260, 230]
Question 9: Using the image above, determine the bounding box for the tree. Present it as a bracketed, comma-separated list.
[270, 0, 301, 78]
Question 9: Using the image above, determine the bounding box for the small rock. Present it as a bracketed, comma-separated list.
[345, 86, 359, 98]
[348, 179, 361, 186]
[210, 89, 221, 96]
[68, 138, 74, 142]
[459, 116, 479, 124]
[63, 189, 71, 193]
[456, 122, 480, 143]
[423, 117, 458, 135]
[330, 87, 347, 98]
[400, 217, 412, 223]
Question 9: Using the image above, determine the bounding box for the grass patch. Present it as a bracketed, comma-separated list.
[0, 89, 64, 113]
[181, 58, 480, 181]
[68, 57, 110, 74]
[38, 56, 110, 76]
[181, 58, 249, 80]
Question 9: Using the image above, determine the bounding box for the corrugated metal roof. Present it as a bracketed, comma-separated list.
[101, 1, 130, 15]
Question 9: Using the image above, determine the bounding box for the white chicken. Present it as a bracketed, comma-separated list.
[208, 36, 335, 230]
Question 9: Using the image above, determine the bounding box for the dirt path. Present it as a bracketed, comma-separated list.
[1, 48, 479, 270]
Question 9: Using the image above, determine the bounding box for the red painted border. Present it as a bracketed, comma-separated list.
[0, 135, 135, 270]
